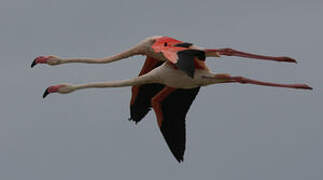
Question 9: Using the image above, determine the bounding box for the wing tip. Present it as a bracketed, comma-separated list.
[130, 105, 152, 124]
[175, 156, 184, 163]
[128, 117, 139, 124]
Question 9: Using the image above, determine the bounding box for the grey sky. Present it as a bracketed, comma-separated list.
[1, 0, 322, 179]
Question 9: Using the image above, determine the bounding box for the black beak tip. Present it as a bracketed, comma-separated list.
[43, 88, 50, 98]
[31, 59, 37, 68]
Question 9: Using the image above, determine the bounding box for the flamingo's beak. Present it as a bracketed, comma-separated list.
[31, 56, 51, 68]
[31, 59, 37, 68]
[42, 84, 68, 98]
[42, 88, 50, 98]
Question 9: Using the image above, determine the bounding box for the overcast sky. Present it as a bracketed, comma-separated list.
[0, 0, 322, 179]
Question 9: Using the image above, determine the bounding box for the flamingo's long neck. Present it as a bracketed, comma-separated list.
[72, 73, 156, 91]
[60, 47, 139, 64]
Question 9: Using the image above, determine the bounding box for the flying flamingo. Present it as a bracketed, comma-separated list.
[32, 36, 312, 162]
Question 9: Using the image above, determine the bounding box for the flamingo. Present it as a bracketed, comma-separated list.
[32, 36, 312, 162]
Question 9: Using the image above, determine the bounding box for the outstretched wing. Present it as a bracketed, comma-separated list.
[129, 57, 164, 123]
[129, 56, 200, 162]
[159, 87, 200, 162]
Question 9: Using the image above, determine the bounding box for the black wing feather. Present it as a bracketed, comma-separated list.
[160, 87, 200, 162]
[130, 83, 164, 122]
[176, 50, 206, 78]
[129, 61, 164, 123]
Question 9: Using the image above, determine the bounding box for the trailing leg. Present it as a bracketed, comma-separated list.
[205, 48, 297, 63]
[203, 74, 312, 90]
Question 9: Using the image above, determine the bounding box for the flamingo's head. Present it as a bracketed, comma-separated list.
[43, 84, 74, 98]
[31, 56, 60, 68]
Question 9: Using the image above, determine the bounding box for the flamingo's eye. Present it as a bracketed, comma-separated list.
[164, 42, 167, 47]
